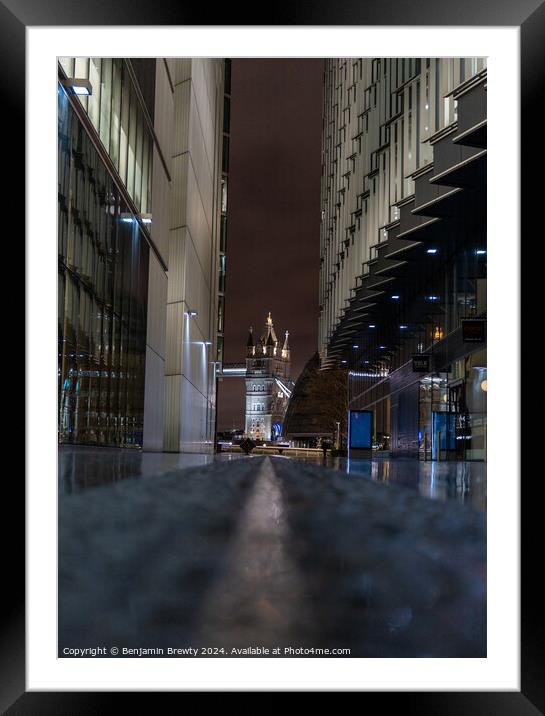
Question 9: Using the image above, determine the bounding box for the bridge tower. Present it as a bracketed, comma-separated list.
[244, 312, 291, 441]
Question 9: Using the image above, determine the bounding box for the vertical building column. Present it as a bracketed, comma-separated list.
[143, 59, 173, 451]
[163, 59, 224, 453]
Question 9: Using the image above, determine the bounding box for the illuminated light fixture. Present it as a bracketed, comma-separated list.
[187, 310, 198, 317]
[391, 295, 400, 300]
[62, 78, 92, 96]
[400, 324, 408, 330]
[140, 213, 152, 224]
[352, 344, 359, 349]
[475, 249, 486, 255]
[341, 359, 347, 364]
[481, 379, 487, 392]
[120, 213, 135, 223]
[368, 324, 376, 328]
[426, 295, 439, 301]
[379, 345, 386, 349]
[433, 326, 444, 340]
[363, 360, 370, 364]
[427, 248, 438, 254]
[203, 340, 212, 346]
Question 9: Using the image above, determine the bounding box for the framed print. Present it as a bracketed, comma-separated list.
[4, 0, 541, 707]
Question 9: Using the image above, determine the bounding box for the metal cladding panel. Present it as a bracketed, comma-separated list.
[431, 132, 482, 181]
[456, 81, 487, 138]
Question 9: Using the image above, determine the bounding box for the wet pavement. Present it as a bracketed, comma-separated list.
[289, 455, 486, 511]
[59, 452, 486, 658]
[59, 446, 486, 510]
[59, 445, 244, 495]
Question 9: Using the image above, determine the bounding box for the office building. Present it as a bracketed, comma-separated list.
[58, 58, 226, 453]
[319, 58, 487, 460]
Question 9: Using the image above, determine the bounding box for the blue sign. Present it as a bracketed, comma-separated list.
[349, 410, 372, 450]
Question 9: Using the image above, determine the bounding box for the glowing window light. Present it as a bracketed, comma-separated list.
[62, 78, 93, 96]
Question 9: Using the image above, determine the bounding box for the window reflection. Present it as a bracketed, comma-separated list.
[58, 87, 149, 447]
[58, 58, 153, 214]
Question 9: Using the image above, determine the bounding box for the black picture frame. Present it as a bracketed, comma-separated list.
[6, 0, 540, 707]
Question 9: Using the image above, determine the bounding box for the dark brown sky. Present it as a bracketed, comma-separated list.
[217, 59, 324, 431]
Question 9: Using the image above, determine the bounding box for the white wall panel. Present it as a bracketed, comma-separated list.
[180, 376, 210, 453]
[163, 373, 182, 451]
[165, 301, 184, 376]
[163, 58, 223, 454]
[150, 146, 171, 266]
[143, 346, 165, 451]
[170, 152, 189, 230]
[166, 227, 188, 304]
[153, 60, 174, 174]
[146, 252, 167, 359]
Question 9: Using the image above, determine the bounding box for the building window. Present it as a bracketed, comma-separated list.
[59, 58, 154, 214]
[58, 88, 149, 448]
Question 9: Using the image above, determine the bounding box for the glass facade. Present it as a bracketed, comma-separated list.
[59, 58, 153, 214]
[319, 58, 487, 358]
[58, 85, 149, 447]
[348, 246, 487, 461]
[322, 59, 487, 461]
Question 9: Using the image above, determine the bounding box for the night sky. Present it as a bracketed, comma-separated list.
[217, 59, 324, 431]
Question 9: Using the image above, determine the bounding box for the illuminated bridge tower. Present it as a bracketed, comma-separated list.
[244, 312, 293, 441]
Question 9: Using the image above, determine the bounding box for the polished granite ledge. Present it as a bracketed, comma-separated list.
[59, 456, 485, 657]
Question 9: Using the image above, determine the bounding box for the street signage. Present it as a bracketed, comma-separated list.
[462, 319, 486, 342]
[349, 410, 372, 450]
[412, 354, 432, 372]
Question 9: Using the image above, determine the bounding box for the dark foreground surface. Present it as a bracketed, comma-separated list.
[59, 455, 486, 657]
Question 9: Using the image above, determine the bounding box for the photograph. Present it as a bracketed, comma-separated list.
[56, 55, 488, 659]
[3, 2, 538, 701]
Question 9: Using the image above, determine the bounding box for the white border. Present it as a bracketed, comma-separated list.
[27, 26, 520, 691]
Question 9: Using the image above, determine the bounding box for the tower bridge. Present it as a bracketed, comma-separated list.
[219, 312, 295, 441]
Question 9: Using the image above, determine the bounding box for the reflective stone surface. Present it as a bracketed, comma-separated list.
[59, 454, 485, 658]
[282, 455, 486, 511]
[59, 445, 244, 495]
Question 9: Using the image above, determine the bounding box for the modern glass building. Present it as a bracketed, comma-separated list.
[319, 59, 487, 461]
[58, 58, 226, 452]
